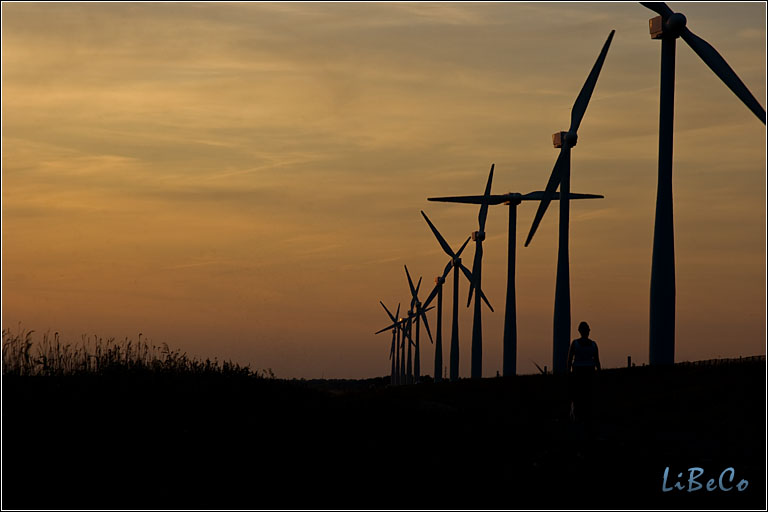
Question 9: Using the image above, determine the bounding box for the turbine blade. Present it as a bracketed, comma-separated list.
[404, 265, 417, 298]
[640, 2, 673, 19]
[420, 264, 451, 311]
[466, 243, 483, 307]
[405, 320, 415, 346]
[681, 27, 766, 124]
[415, 276, 422, 296]
[484, 164, 495, 197]
[428, 195, 507, 205]
[564, 192, 604, 200]
[420, 311, 433, 344]
[421, 210, 456, 258]
[569, 30, 615, 134]
[478, 287, 494, 313]
[442, 260, 453, 278]
[455, 236, 471, 259]
[375, 322, 398, 335]
[380, 301, 397, 323]
[478, 163, 494, 232]
[422, 283, 440, 310]
[520, 191, 547, 201]
[525, 148, 567, 247]
[459, 262, 475, 287]
[395, 303, 401, 320]
[458, 263, 478, 308]
[521, 191, 604, 201]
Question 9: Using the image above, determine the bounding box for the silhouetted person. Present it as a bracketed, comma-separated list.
[567, 321, 600, 430]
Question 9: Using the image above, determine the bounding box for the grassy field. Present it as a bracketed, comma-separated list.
[2, 331, 765, 509]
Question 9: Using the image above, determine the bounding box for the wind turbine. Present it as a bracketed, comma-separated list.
[419, 233, 472, 383]
[429, 190, 603, 376]
[404, 266, 434, 384]
[375, 302, 413, 385]
[524, 30, 615, 374]
[420, 211, 491, 381]
[377, 301, 401, 385]
[464, 164, 496, 379]
[640, 2, 766, 365]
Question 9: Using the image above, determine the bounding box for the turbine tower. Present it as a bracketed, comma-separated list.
[405, 310, 413, 384]
[524, 30, 615, 374]
[430, 275, 445, 382]
[429, 190, 603, 376]
[640, 2, 766, 365]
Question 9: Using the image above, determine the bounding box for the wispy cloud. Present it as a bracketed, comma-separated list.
[2, 2, 764, 378]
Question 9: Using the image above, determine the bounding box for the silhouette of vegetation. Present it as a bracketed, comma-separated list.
[2, 328, 272, 378]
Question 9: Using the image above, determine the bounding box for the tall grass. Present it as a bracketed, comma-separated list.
[2, 328, 272, 378]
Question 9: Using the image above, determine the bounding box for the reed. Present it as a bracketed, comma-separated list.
[2, 327, 271, 378]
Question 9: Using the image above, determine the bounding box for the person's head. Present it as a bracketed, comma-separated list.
[578, 321, 590, 337]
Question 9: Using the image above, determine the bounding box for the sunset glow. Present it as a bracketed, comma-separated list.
[2, 2, 765, 378]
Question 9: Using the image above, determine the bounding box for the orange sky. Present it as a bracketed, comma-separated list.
[2, 2, 765, 378]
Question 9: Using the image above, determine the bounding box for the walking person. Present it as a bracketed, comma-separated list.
[567, 321, 601, 431]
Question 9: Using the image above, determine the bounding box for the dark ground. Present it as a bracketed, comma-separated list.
[2, 358, 765, 509]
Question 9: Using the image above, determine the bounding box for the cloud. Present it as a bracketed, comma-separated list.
[2, 2, 765, 377]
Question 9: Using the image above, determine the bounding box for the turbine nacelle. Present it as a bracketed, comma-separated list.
[435, 275, 445, 285]
[649, 13, 687, 39]
[471, 231, 485, 242]
[452, 256, 462, 265]
[552, 130, 578, 148]
[502, 192, 524, 206]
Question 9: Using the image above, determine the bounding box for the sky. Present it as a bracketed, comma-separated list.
[2, 2, 766, 379]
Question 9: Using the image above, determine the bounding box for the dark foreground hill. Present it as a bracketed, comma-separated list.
[3, 358, 765, 509]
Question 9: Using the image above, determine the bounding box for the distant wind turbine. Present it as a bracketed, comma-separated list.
[405, 266, 434, 384]
[639, 2, 766, 366]
[465, 164, 496, 379]
[377, 301, 401, 385]
[429, 190, 603, 376]
[419, 232, 472, 383]
[524, 30, 615, 374]
[375, 302, 413, 385]
[420, 211, 490, 381]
